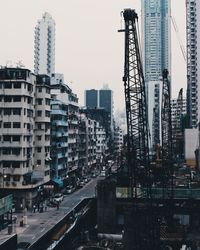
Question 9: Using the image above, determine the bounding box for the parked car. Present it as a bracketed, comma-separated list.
[91, 172, 97, 178]
[53, 193, 64, 203]
[64, 185, 75, 194]
[77, 179, 85, 188]
[100, 170, 106, 177]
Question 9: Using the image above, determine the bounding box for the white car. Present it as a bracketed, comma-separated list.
[53, 193, 64, 203]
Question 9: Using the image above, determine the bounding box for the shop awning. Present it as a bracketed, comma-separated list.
[52, 178, 63, 187]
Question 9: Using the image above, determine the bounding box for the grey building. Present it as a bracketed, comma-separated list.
[141, 0, 171, 149]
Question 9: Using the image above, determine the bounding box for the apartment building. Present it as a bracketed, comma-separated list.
[51, 74, 79, 179]
[0, 68, 50, 209]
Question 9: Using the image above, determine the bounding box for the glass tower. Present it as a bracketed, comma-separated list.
[141, 0, 171, 149]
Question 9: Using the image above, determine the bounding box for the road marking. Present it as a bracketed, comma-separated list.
[40, 228, 45, 233]
[32, 235, 36, 239]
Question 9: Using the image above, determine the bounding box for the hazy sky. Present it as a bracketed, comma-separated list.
[0, 0, 186, 113]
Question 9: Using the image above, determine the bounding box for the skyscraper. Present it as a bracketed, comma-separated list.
[34, 12, 55, 76]
[186, 0, 200, 127]
[85, 89, 98, 109]
[141, 0, 171, 148]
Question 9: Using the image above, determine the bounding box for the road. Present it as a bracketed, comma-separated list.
[0, 176, 102, 246]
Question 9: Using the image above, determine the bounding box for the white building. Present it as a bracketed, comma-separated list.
[114, 127, 123, 154]
[171, 97, 187, 130]
[34, 12, 55, 76]
[0, 68, 51, 209]
[96, 121, 107, 162]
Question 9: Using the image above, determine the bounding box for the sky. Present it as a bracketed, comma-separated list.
[0, 0, 186, 114]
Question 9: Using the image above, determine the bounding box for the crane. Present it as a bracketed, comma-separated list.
[119, 9, 160, 250]
[119, 8, 149, 194]
[161, 69, 174, 197]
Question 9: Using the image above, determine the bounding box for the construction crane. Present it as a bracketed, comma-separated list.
[119, 8, 149, 194]
[119, 9, 160, 250]
[161, 69, 174, 197]
[173, 88, 184, 160]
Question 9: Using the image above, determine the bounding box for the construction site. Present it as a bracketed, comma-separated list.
[65, 8, 200, 250]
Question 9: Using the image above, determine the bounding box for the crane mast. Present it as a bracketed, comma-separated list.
[120, 9, 149, 195]
[161, 69, 174, 196]
[119, 9, 160, 250]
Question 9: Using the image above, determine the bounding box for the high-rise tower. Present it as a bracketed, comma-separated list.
[186, 0, 200, 127]
[141, 0, 171, 149]
[34, 12, 55, 76]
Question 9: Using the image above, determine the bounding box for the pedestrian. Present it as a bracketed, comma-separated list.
[33, 205, 36, 213]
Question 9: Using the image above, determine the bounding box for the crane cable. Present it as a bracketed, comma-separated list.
[171, 16, 186, 62]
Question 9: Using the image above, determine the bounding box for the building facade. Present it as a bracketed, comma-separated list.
[51, 99, 68, 182]
[141, 0, 171, 149]
[34, 12, 55, 76]
[51, 74, 79, 180]
[85, 87, 114, 141]
[186, 0, 200, 127]
[0, 68, 51, 209]
[85, 89, 98, 109]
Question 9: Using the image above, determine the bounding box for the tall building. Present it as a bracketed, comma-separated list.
[85, 89, 98, 109]
[0, 68, 51, 209]
[34, 12, 55, 76]
[85, 87, 114, 140]
[186, 0, 200, 127]
[51, 74, 79, 180]
[141, 0, 171, 149]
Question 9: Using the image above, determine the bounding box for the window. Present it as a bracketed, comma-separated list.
[45, 111, 50, 117]
[45, 135, 50, 141]
[3, 122, 11, 128]
[3, 135, 11, 141]
[13, 108, 21, 115]
[12, 148, 20, 155]
[46, 88, 50, 94]
[37, 135, 42, 141]
[13, 96, 21, 102]
[3, 162, 10, 168]
[13, 162, 20, 168]
[37, 123, 42, 129]
[4, 82, 12, 89]
[27, 109, 33, 117]
[45, 98, 50, 105]
[14, 83, 21, 89]
[37, 160, 41, 165]
[36, 98, 43, 105]
[4, 96, 12, 102]
[13, 122, 21, 128]
[13, 135, 21, 141]
[37, 110, 42, 117]
[37, 147, 42, 153]
[3, 148, 11, 155]
[38, 87, 42, 92]
[13, 175, 20, 181]
[27, 84, 32, 92]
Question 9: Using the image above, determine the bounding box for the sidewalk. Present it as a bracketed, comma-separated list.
[0, 203, 65, 245]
